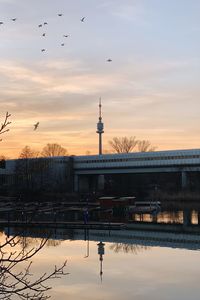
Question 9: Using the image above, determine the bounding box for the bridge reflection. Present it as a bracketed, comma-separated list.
[3, 219, 200, 252]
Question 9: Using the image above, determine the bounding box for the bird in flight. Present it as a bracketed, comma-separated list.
[0, 22, 4, 25]
[63, 34, 69, 37]
[107, 58, 112, 62]
[33, 122, 39, 130]
[38, 24, 42, 27]
[44, 22, 48, 25]
[41, 49, 46, 52]
[80, 17, 85, 22]
[42, 33, 46, 37]
[61, 43, 65, 46]
[58, 13, 63, 16]
[11, 18, 17, 21]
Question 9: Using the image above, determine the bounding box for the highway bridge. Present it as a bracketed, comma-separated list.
[73, 149, 200, 192]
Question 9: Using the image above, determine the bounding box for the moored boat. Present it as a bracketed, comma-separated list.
[128, 201, 161, 214]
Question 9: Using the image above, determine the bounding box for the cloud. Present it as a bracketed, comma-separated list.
[98, 0, 148, 24]
[0, 54, 200, 158]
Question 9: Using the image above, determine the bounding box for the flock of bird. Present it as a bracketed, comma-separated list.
[38, 14, 72, 51]
[0, 14, 112, 62]
[38, 14, 112, 63]
[0, 13, 112, 131]
[35, 14, 111, 130]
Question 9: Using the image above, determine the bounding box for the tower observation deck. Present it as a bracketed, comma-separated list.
[96, 98, 104, 155]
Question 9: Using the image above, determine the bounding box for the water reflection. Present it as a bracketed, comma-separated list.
[110, 243, 150, 254]
[97, 241, 105, 282]
[131, 208, 200, 226]
[1, 200, 200, 299]
[1, 226, 200, 300]
[132, 210, 184, 224]
[84, 229, 90, 258]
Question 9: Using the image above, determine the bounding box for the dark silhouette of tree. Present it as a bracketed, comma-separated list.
[0, 112, 11, 141]
[19, 146, 39, 159]
[0, 155, 6, 169]
[41, 143, 68, 157]
[108, 136, 138, 153]
[16, 147, 40, 191]
[109, 243, 150, 254]
[0, 221, 67, 299]
[137, 140, 157, 152]
[16, 150, 51, 192]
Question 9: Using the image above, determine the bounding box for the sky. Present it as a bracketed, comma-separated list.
[0, 0, 200, 158]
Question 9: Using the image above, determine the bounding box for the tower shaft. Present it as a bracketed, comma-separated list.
[96, 98, 104, 155]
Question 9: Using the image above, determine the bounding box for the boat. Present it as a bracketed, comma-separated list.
[98, 196, 135, 209]
[98, 196, 160, 215]
[128, 201, 161, 214]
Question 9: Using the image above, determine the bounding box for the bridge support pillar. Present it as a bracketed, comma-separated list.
[183, 209, 192, 226]
[181, 171, 188, 189]
[79, 176, 90, 192]
[97, 175, 105, 191]
[74, 175, 79, 192]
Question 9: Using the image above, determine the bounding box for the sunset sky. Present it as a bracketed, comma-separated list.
[1, 0, 200, 158]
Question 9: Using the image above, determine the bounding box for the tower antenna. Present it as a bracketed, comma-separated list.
[96, 97, 104, 155]
[99, 97, 102, 119]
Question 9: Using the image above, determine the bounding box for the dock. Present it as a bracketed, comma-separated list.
[0, 220, 126, 230]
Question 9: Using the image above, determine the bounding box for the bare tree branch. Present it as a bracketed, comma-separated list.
[0, 112, 11, 141]
[0, 208, 68, 299]
[41, 143, 68, 157]
[137, 140, 157, 152]
[109, 136, 138, 153]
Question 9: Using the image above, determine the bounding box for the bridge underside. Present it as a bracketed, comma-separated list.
[74, 167, 200, 195]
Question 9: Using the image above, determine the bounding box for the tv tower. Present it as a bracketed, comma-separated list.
[96, 98, 104, 155]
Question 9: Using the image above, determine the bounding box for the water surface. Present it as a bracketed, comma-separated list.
[2, 227, 200, 300]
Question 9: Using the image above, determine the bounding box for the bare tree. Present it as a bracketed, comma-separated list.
[0, 232, 67, 300]
[16, 147, 40, 191]
[19, 146, 39, 159]
[41, 143, 68, 157]
[108, 136, 138, 153]
[137, 140, 157, 152]
[0, 155, 6, 169]
[0, 112, 11, 141]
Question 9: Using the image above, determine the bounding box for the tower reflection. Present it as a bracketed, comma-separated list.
[97, 241, 105, 282]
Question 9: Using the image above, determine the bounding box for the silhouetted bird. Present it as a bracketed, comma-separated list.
[38, 24, 42, 27]
[63, 34, 69, 37]
[80, 17, 85, 22]
[107, 59, 112, 62]
[58, 14, 63, 16]
[11, 18, 17, 21]
[0, 22, 4, 25]
[44, 22, 48, 25]
[33, 122, 39, 130]
[41, 49, 46, 52]
[61, 43, 65, 46]
[42, 33, 46, 37]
